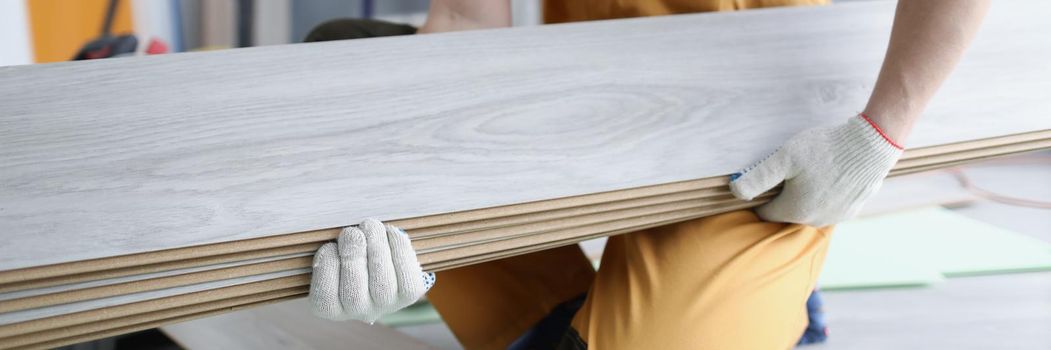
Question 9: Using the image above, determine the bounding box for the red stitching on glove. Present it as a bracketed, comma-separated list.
[858, 113, 904, 150]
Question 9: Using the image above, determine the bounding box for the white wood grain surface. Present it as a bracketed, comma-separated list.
[1, 1, 1049, 272]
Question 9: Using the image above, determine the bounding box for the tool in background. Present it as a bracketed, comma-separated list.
[72, 0, 138, 60]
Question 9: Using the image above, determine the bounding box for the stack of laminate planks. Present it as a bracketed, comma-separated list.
[1, 1, 1049, 349]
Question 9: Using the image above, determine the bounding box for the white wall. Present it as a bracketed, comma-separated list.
[133, 0, 180, 52]
[0, 0, 33, 66]
[254, 0, 291, 46]
[512, 0, 542, 26]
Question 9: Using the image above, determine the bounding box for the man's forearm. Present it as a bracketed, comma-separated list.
[419, 0, 511, 34]
[864, 0, 990, 143]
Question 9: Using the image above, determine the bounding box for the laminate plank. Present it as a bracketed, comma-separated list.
[0, 136, 1043, 332]
[0, 146, 1041, 347]
[0, 243, 321, 294]
[3, 131, 1043, 291]
[11, 296, 305, 350]
[0, 252, 309, 301]
[0, 256, 311, 313]
[0, 136, 1041, 321]
[2, 1, 1049, 273]
[0, 269, 308, 326]
[412, 194, 756, 252]
[1, 287, 309, 349]
[406, 187, 732, 238]
[0, 275, 310, 338]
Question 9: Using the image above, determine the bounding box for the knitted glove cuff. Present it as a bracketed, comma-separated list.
[826, 115, 904, 184]
[729, 114, 907, 226]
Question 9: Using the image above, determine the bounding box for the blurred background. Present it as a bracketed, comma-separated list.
[0, 0, 543, 66]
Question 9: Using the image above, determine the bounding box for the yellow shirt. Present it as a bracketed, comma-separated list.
[544, 0, 829, 23]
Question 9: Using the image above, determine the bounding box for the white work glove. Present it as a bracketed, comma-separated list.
[309, 218, 436, 323]
[729, 115, 904, 227]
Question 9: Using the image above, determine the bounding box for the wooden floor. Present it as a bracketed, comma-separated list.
[393, 272, 1051, 350]
[812, 160, 1051, 350]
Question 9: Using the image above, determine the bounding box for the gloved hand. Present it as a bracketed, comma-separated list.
[729, 114, 903, 227]
[309, 218, 436, 323]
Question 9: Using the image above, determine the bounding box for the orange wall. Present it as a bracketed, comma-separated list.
[27, 0, 135, 63]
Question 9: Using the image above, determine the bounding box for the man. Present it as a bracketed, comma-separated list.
[308, 1, 990, 348]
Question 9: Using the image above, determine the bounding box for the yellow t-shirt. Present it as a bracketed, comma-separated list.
[544, 0, 829, 23]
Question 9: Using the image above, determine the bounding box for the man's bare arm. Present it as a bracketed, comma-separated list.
[864, 0, 990, 142]
[731, 0, 991, 226]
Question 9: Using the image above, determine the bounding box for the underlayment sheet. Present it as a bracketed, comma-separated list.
[380, 301, 444, 327]
[819, 207, 1051, 290]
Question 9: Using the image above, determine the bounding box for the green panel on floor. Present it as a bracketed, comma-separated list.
[873, 207, 1051, 276]
[380, 300, 442, 327]
[819, 220, 944, 290]
[820, 207, 1051, 290]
